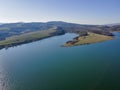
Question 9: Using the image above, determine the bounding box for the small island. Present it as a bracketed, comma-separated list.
[64, 32, 113, 47]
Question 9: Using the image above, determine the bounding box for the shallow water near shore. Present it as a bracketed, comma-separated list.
[0, 32, 120, 90]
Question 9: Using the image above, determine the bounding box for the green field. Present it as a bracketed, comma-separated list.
[0, 29, 56, 46]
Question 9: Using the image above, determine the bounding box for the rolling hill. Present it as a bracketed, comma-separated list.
[0, 21, 120, 49]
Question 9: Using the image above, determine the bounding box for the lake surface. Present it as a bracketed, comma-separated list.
[0, 32, 120, 90]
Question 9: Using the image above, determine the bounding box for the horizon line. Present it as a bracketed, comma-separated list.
[0, 20, 120, 25]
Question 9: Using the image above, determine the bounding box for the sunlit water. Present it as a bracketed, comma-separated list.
[0, 32, 120, 90]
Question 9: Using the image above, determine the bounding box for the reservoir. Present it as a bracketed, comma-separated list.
[0, 32, 120, 90]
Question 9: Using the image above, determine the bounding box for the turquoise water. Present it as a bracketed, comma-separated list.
[0, 32, 120, 90]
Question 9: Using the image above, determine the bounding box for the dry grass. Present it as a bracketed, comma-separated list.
[64, 32, 113, 47]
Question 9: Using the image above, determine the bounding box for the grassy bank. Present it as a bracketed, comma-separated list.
[64, 32, 113, 47]
[0, 29, 56, 49]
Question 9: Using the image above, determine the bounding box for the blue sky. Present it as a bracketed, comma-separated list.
[0, 0, 120, 24]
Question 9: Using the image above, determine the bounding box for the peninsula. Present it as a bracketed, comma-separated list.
[64, 32, 113, 47]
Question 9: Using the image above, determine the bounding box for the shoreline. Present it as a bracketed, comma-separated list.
[0, 35, 52, 50]
[0, 34, 64, 50]
[0, 32, 116, 50]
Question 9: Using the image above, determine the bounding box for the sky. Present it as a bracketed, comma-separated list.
[0, 0, 120, 24]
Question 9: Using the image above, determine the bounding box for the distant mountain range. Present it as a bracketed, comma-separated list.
[106, 23, 120, 26]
